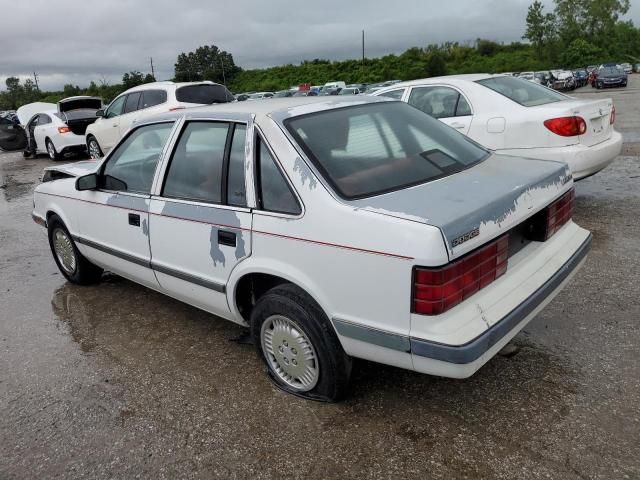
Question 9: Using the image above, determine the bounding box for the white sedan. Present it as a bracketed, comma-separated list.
[372, 74, 622, 180]
[17, 97, 102, 160]
[32, 97, 591, 401]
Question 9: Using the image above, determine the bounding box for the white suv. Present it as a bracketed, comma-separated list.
[85, 81, 233, 158]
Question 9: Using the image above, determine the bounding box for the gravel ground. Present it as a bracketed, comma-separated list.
[1, 77, 639, 479]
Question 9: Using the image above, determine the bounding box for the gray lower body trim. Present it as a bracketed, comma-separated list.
[333, 319, 410, 352]
[334, 234, 592, 365]
[73, 235, 226, 293]
[73, 235, 150, 268]
[151, 262, 226, 293]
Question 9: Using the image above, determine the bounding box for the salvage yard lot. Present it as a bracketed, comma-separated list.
[1, 78, 639, 479]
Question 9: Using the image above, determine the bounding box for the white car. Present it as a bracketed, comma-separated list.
[33, 96, 591, 401]
[85, 81, 233, 159]
[246, 92, 275, 100]
[16, 97, 102, 160]
[372, 74, 622, 180]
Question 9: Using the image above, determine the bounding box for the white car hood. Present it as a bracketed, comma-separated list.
[44, 160, 101, 177]
[16, 102, 56, 125]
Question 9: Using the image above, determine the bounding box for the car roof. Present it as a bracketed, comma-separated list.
[138, 96, 392, 126]
[372, 74, 497, 92]
[125, 81, 224, 92]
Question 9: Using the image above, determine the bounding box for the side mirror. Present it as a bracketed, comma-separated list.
[76, 173, 98, 191]
[95, 109, 105, 118]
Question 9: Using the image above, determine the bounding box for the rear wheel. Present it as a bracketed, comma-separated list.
[87, 136, 103, 159]
[251, 284, 352, 402]
[47, 215, 103, 285]
[46, 139, 60, 160]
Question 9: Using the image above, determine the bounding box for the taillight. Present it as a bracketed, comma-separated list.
[413, 235, 509, 316]
[610, 105, 615, 125]
[544, 116, 586, 137]
[58, 126, 70, 134]
[545, 188, 575, 239]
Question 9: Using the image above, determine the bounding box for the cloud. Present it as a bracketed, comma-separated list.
[1, 0, 638, 90]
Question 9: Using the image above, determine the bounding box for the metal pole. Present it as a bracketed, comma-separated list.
[150, 57, 155, 79]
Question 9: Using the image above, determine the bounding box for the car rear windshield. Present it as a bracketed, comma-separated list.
[477, 76, 567, 107]
[285, 102, 489, 199]
[175, 84, 234, 104]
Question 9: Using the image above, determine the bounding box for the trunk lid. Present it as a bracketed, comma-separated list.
[534, 97, 613, 147]
[57, 96, 103, 113]
[350, 153, 572, 259]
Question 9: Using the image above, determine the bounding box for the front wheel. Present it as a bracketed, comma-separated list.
[251, 284, 352, 402]
[48, 215, 103, 285]
[87, 136, 103, 159]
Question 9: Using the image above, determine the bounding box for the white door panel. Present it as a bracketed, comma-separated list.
[149, 199, 252, 318]
[440, 115, 472, 135]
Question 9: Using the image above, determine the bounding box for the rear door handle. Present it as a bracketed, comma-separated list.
[218, 230, 236, 247]
[128, 213, 140, 227]
[450, 122, 466, 129]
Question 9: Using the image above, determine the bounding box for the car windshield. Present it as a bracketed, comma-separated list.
[175, 84, 234, 104]
[477, 76, 567, 107]
[600, 67, 620, 75]
[285, 102, 489, 199]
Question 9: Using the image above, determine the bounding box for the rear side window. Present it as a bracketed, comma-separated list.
[257, 139, 301, 215]
[175, 84, 234, 104]
[141, 90, 167, 109]
[408, 86, 471, 118]
[379, 89, 405, 100]
[477, 76, 566, 107]
[227, 125, 247, 207]
[163, 122, 229, 203]
[124, 92, 142, 114]
[285, 102, 488, 199]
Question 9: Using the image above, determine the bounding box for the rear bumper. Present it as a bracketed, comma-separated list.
[411, 233, 591, 365]
[497, 130, 622, 180]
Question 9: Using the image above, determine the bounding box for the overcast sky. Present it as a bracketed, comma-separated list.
[1, 0, 639, 91]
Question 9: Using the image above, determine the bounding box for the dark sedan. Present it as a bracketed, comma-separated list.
[596, 67, 627, 89]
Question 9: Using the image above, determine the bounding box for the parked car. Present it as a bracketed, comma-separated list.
[533, 71, 552, 86]
[273, 90, 295, 98]
[17, 97, 102, 160]
[247, 92, 275, 100]
[634, 64, 640, 73]
[573, 69, 588, 87]
[518, 71, 535, 81]
[0, 112, 27, 152]
[550, 71, 576, 91]
[338, 87, 360, 95]
[292, 90, 318, 97]
[620, 63, 632, 74]
[372, 74, 622, 180]
[85, 81, 233, 159]
[32, 96, 591, 401]
[595, 66, 627, 89]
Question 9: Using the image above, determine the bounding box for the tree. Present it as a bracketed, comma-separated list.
[523, 1, 557, 59]
[425, 52, 447, 77]
[122, 71, 145, 89]
[5, 77, 22, 109]
[174, 45, 240, 84]
[560, 38, 604, 66]
[143, 73, 156, 83]
[22, 79, 39, 104]
[63, 84, 81, 97]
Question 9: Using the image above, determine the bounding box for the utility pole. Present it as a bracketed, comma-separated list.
[361, 30, 365, 78]
[33, 72, 40, 90]
[150, 57, 155, 79]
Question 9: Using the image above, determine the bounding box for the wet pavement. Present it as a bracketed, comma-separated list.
[1, 79, 639, 480]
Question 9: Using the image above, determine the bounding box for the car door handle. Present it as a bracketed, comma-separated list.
[450, 122, 466, 129]
[218, 230, 236, 247]
[128, 213, 140, 227]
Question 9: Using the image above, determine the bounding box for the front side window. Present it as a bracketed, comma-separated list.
[477, 76, 567, 107]
[408, 86, 469, 119]
[379, 88, 405, 100]
[124, 92, 142, 114]
[257, 139, 300, 215]
[141, 90, 167, 109]
[163, 122, 229, 203]
[285, 102, 488, 199]
[102, 122, 173, 193]
[105, 95, 126, 118]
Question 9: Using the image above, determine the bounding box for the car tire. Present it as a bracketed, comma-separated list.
[22, 150, 32, 158]
[47, 214, 103, 285]
[46, 139, 60, 160]
[251, 283, 352, 402]
[87, 136, 103, 159]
